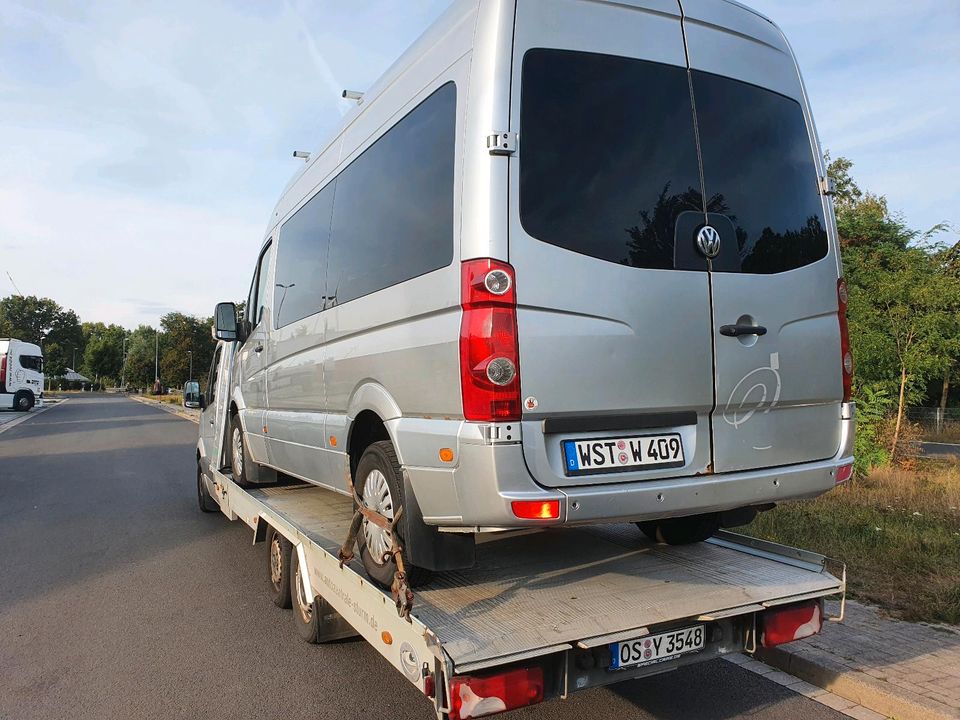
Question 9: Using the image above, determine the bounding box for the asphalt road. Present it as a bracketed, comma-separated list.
[0, 395, 847, 720]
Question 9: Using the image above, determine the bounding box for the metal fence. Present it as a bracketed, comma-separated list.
[905, 407, 960, 436]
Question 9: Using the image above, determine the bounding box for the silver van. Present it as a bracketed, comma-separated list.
[208, 0, 855, 586]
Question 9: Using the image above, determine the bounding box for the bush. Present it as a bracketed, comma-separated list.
[853, 384, 892, 474]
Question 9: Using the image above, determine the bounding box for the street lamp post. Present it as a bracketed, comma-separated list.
[154, 332, 160, 389]
[121, 335, 128, 389]
[187, 350, 193, 382]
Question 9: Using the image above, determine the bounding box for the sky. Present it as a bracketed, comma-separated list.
[1, 0, 957, 329]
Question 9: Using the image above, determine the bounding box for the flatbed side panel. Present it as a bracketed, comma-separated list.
[212, 472, 440, 701]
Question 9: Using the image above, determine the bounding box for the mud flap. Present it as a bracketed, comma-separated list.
[402, 473, 475, 572]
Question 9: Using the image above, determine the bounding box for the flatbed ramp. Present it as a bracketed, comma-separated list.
[244, 483, 842, 671]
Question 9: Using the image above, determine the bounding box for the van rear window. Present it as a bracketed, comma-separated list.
[691, 70, 828, 274]
[519, 50, 828, 275]
[519, 50, 702, 270]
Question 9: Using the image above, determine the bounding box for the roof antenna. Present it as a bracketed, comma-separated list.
[292, 151, 311, 162]
[342, 89, 364, 104]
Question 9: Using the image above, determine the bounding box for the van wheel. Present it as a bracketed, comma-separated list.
[229, 414, 253, 486]
[290, 547, 321, 643]
[267, 526, 292, 609]
[14, 391, 33, 412]
[637, 513, 720, 545]
[197, 462, 218, 513]
[354, 441, 432, 589]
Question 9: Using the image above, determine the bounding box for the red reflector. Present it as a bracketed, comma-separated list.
[759, 600, 823, 648]
[511, 500, 560, 520]
[449, 667, 544, 720]
[836, 463, 853, 484]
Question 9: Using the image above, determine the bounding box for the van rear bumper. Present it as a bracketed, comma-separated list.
[404, 404, 854, 529]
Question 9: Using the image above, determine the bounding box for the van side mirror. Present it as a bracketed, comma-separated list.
[213, 302, 243, 341]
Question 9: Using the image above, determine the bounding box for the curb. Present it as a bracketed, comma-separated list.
[756, 645, 959, 720]
[128, 395, 200, 425]
[0, 398, 67, 436]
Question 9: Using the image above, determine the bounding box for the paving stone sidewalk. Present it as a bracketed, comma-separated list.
[758, 600, 960, 719]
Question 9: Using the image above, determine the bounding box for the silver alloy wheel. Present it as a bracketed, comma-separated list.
[269, 533, 283, 588]
[293, 563, 312, 621]
[231, 426, 244, 479]
[361, 468, 394, 565]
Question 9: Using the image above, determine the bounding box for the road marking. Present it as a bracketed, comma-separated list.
[0, 399, 69, 436]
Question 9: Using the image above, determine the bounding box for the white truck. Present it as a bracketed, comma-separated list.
[0, 338, 44, 411]
[196, 339, 846, 720]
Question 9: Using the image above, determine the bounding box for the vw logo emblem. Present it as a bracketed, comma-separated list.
[696, 225, 721, 258]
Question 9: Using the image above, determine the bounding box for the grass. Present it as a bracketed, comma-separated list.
[740, 462, 960, 625]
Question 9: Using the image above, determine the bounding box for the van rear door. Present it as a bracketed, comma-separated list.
[509, 0, 715, 488]
[681, 1, 843, 472]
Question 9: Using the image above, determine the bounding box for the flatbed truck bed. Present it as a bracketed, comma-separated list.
[205, 467, 844, 719]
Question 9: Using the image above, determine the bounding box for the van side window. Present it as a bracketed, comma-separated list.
[19, 355, 43, 372]
[519, 50, 702, 270]
[207, 345, 221, 407]
[246, 242, 273, 328]
[691, 71, 828, 274]
[274, 183, 335, 328]
[326, 82, 456, 305]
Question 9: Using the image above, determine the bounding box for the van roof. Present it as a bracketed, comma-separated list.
[267, 0, 787, 239]
[268, 0, 478, 232]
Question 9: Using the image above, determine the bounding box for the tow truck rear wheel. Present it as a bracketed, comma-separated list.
[637, 513, 720, 545]
[289, 547, 321, 643]
[14, 391, 33, 412]
[354, 441, 432, 589]
[267, 526, 292, 609]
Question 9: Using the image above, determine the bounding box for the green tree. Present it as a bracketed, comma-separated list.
[0, 295, 84, 365]
[158, 312, 215, 389]
[82, 322, 128, 385]
[124, 325, 159, 389]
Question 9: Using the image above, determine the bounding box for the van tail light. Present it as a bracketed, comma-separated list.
[837, 278, 853, 403]
[449, 667, 544, 720]
[460, 259, 521, 421]
[758, 599, 823, 648]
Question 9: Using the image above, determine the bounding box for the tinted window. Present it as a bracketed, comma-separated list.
[274, 183, 335, 327]
[519, 50, 703, 270]
[253, 243, 273, 326]
[207, 346, 221, 406]
[692, 71, 827, 274]
[327, 82, 456, 305]
[20, 355, 42, 372]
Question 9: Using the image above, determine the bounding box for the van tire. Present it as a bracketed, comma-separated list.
[289, 548, 321, 643]
[197, 463, 219, 513]
[354, 441, 432, 589]
[637, 513, 720, 545]
[267, 526, 293, 609]
[229, 414, 254, 487]
[14, 391, 33, 412]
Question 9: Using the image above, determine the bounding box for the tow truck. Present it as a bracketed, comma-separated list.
[196, 341, 845, 719]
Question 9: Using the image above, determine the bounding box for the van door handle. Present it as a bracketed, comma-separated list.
[720, 324, 767, 337]
[254, 344, 264, 353]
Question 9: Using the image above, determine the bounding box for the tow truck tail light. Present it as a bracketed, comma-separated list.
[449, 667, 544, 720]
[758, 599, 823, 648]
[0, 354, 6, 389]
[837, 278, 853, 403]
[460, 259, 521, 421]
